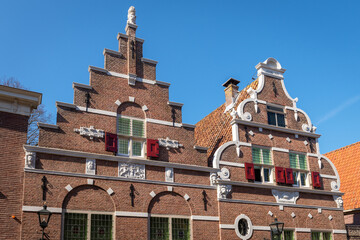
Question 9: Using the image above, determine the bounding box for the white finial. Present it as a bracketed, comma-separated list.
[127, 6, 136, 24]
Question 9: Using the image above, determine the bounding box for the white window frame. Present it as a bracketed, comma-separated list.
[292, 170, 309, 187]
[252, 146, 274, 184]
[254, 166, 274, 184]
[267, 104, 286, 127]
[117, 115, 146, 158]
[149, 214, 192, 240]
[61, 209, 115, 240]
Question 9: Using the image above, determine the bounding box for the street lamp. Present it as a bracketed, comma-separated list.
[37, 204, 52, 240]
[269, 218, 284, 238]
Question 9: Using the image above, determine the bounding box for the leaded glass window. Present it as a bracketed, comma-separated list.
[311, 232, 332, 240]
[64, 213, 87, 240]
[252, 147, 271, 165]
[117, 116, 145, 157]
[150, 217, 190, 240]
[64, 213, 113, 240]
[289, 153, 307, 170]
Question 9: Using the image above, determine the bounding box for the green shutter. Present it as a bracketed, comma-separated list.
[299, 154, 307, 170]
[150, 217, 169, 240]
[289, 153, 298, 169]
[132, 120, 144, 137]
[262, 149, 271, 165]
[118, 118, 131, 136]
[132, 141, 142, 156]
[118, 138, 129, 155]
[252, 148, 261, 164]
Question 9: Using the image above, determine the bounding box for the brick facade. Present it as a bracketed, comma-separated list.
[0, 6, 347, 240]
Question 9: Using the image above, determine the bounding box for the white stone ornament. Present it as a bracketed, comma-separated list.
[302, 124, 311, 132]
[308, 213, 313, 219]
[25, 151, 36, 169]
[331, 181, 340, 191]
[87, 179, 94, 185]
[150, 191, 156, 198]
[279, 205, 284, 211]
[328, 215, 333, 221]
[230, 108, 238, 120]
[184, 194, 190, 201]
[218, 168, 230, 180]
[107, 188, 114, 195]
[249, 130, 254, 136]
[272, 190, 299, 204]
[65, 184, 73, 192]
[165, 168, 174, 182]
[333, 196, 343, 208]
[127, 6, 136, 25]
[210, 173, 218, 185]
[268, 211, 273, 216]
[259, 127, 263, 132]
[236, 142, 241, 157]
[268, 134, 273, 140]
[86, 159, 96, 175]
[217, 185, 231, 199]
[318, 158, 323, 169]
[286, 137, 291, 143]
[74, 126, 105, 140]
[118, 163, 145, 179]
[291, 212, 296, 218]
[158, 137, 183, 150]
[318, 208, 322, 214]
[304, 140, 308, 146]
[115, 100, 121, 106]
[167, 186, 173, 192]
[243, 112, 252, 121]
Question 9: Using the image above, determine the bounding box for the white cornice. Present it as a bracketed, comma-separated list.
[72, 82, 92, 90]
[0, 85, 42, 108]
[56, 101, 77, 109]
[88, 66, 170, 87]
[217, 179, 344, 196]
[23, 145, 219, 173]
[116, 211, 148, 217]
[168, 101, 184, 107]
[103, 48, 123, 57]
[146, 118, 182, 128]
[24, 168, 217, 189]
[22, 205, 62, 213]
[220, 199, 342, 211]
[232, 119, 321, 138]
[191, 215, 219, 221]
[37, 122, 59, 129]
[141, 58, 158, 65]
[182, 123, 196, 129]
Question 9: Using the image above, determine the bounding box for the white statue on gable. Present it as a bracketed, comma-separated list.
[127, 6, 136, 25]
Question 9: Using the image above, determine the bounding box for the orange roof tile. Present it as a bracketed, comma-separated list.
[195, 79, 258, 166]
[325, 141, 360, 210]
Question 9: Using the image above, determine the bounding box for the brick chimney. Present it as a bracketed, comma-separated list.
[223, 78, 240, 107]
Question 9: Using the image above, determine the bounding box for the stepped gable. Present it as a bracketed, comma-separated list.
[325, 141, 360, 210]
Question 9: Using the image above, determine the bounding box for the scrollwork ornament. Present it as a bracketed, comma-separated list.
[331, 181, 340, 191]
[243, 112, 252, 121]
[25, 152, 36, 169]
[219, 167, 230, 180]
[333, 195, 343, 208]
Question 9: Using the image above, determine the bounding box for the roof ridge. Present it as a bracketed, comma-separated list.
[325, 140, 360, 155]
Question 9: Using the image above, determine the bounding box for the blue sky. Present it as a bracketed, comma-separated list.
[1, 1, 359, 153]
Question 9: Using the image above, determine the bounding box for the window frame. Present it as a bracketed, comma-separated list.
[311, 231, 333, 240]
[267, 105, 286, 128]
[289, 152, 309, 188]
[252, 146, 274, 184]
[62, 210, 115, 240]
[149, 214, 192, 240]
[117, 115, 146, 158]
[271, 229, 295, 240]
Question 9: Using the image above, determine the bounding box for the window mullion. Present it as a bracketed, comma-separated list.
[87, 213, 91, 240]
[260, 149, 263, 164]
[129, 139, 132, 157]
[169, 217, 172, 240]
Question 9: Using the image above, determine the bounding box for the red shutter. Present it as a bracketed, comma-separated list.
[147, 139, 159, 158]
[105, 133, 117, 153]
[275, 167, 285, 184]
[285, 168, 294, 185]
[245, 163, 255, 180]
[312, 171, 321, 188]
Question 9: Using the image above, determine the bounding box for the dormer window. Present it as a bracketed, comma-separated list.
[267, 105, 285, 127]
[117, 116, 145, 157]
